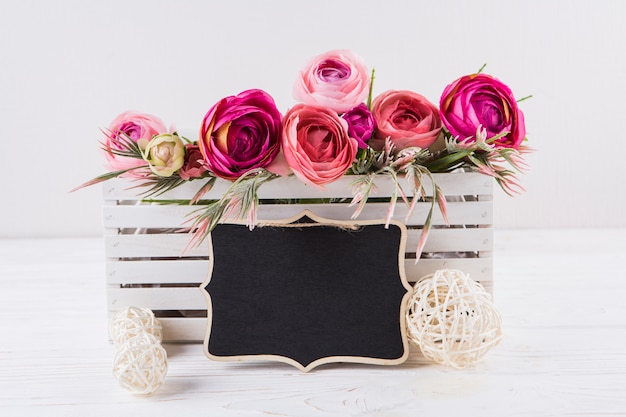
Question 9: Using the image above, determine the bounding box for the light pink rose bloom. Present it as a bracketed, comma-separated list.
[293, 50, 370, 114]
[103, 111, 167, 176]
[370, 90, 442, 151]
[282, 104, 358, 187]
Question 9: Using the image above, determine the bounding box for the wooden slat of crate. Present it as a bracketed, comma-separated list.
[106, 259, 210, 285]
[104, 228, 491, 260]
[409, 228, 492, 252]
[103, 172, 493, 201]
[406, 257, 492, 282]
[256, 201, 492, 225]
[104, 234, 205, 258]
[103, 201, 492, 229]
[107, 287, 206, 310]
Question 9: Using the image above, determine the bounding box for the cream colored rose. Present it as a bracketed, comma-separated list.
[143, 133, 186, 177]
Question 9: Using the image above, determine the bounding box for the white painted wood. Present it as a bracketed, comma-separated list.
[2, 230, 625, 415]
[104, 233, 207, 258]
[106, 259, 210, 285]
[251, 201, 491, 225]
[103, 200, 492, 228]
[405, 257, 493, 283]
[407, 227, 493, 252]
[105, 228, 492, 260]
[101, 172, 493, 342]
[107, 287, 206, 311]
[103, 172, 493, 201]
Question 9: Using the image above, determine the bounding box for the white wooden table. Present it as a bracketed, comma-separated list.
[1, 229, 625, 416]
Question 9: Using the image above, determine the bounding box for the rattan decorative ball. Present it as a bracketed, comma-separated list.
[406, 269, 503, 368]
[110, 306, 163, 347]
[112, 333, 168, 395]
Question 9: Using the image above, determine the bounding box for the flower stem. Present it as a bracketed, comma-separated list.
[425, 150, 470, 172]
[366, 68, 376, 110]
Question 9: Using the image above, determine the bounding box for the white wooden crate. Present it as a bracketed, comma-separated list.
[103, 172, 493, 342]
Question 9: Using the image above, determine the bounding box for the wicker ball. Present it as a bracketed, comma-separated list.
[110, 306, 163, 347]
[112, 333, 168, 395]
[406, 269, 503, 368]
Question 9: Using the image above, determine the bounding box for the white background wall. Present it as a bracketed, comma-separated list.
[1, 0, 625, 238]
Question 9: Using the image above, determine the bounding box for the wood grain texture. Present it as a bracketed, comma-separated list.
[2, 229, 625, 416]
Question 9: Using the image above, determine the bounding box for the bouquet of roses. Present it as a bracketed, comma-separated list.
[75, 50, 531, 255]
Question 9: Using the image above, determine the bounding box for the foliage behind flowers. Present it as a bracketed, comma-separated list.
[75, 50, 532, 255]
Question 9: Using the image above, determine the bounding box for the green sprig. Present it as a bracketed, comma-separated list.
[186, 169, 277, 248]
[366, 68, 376, 110]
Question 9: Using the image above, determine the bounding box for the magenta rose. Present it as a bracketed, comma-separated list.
[440, 73, 526, 149]
[282, 104, 358, 186]
[292, 50, 370, 114]
[342, 104, 376, 149]
[103, 111, 167, 175]
[370, 90, 442, 151]
[178, 144, 209, 180]
[199, 89, 283, 180]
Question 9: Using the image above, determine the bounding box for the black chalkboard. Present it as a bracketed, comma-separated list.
[201, 210, 412, 371]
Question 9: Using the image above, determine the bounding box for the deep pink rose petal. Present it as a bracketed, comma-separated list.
[440, 73, 525, 149]
[342, 104, 375, 149]
[199, 89, 283, 180]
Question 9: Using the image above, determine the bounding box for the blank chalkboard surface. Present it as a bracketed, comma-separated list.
[201, 210, 412, 372]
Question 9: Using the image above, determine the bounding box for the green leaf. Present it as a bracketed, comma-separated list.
[366, 68, 376, 110]
[133, 176, 189, 198]
[183, 169, 278, 249]
[69, 166, 149, 192]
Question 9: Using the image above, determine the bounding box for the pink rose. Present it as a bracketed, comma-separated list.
[103, 111, 167, 175]
[199, 89, 283, 180]
[178, 144, 209, 180]
[342, 104, 376, 149]
[370, 90, 442, 151]
[282, 104, 358, 186]
[293, 50, 370, 114]
[440, 73, 526, 149]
